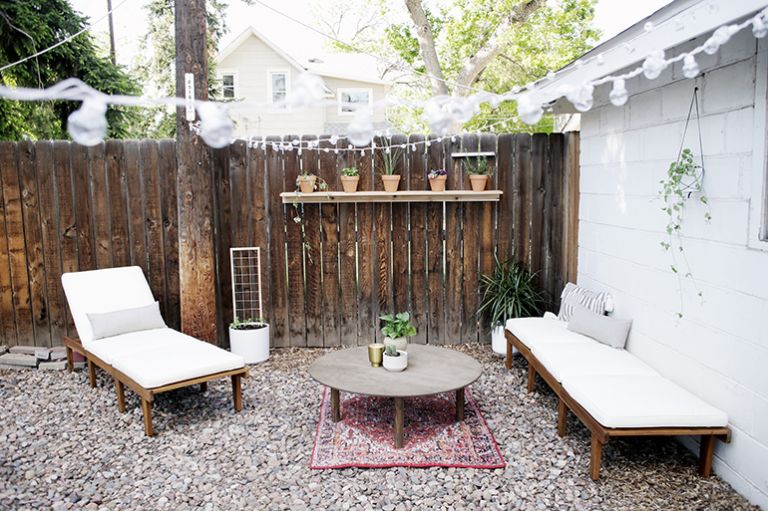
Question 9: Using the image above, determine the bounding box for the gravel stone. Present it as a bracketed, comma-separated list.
[0, 345, 758, 510]
[35, 348, 51, 360]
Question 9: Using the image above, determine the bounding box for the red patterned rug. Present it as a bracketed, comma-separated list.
[310, 388, 506, 469]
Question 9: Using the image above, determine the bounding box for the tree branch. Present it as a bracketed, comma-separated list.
[404, 0, 448, 96]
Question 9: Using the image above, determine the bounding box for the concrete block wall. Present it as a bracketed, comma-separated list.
[577, 29, 768, 508]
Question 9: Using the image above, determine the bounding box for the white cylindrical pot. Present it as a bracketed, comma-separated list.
[383, 350, 408, 372]
[491, 325, 516, 357]
[384, 336, 408, 351]
[229, 324, 270, 364]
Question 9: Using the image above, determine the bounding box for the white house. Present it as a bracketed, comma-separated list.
[536, 0, 768, 507]
[215, 26, 391, 137]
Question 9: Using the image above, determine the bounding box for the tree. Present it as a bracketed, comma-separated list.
[0, 0, 141, 140]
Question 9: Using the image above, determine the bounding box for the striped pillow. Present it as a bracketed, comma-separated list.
[557, 283, 611, 321]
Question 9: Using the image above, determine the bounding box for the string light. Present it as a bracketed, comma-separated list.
[196, 102, 234, 149]
[682, 54, 700, 78]
[609, 79, 628, 106]
[67, 98, 107, 147]
[516, 94, 543, 125]
[642, 50, 667, 80]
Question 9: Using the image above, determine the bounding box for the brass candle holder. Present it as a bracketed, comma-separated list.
[368, 343, 385, 367]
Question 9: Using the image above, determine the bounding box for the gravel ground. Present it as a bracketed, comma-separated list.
[0, 344, 757, 511]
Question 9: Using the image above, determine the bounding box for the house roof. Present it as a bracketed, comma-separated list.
[536, 0, 766, 112]
[216, 26, 391, 86]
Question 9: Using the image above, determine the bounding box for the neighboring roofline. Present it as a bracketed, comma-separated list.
[216, 26, 392, 86]
[534, 0, 766, 112]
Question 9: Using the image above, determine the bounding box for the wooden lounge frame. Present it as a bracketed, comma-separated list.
[63, 336, 247, 436]
[505, 330, 730, 480]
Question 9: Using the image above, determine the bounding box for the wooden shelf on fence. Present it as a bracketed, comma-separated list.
[280, 190, 502, 204]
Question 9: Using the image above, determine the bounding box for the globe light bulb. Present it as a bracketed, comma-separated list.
[703, 35, 720, 55]
[516, 94, 543, 125]
[572, 83, 594, 112]
[753, 15, 768, 38]
[712, 25, 731, 46]
[609, 79, 628, 106]
[197, 102, 234, 148]
[643, 21, 654, 33]
[67, 98, 108, 147]
[682, 54, 700, 79]
[347, 108, 375, 146]
[596, 54, 605, 66]
[423, 95, 452, 135]
[289, 73, 326, 108]
[546, 71, 556, 81]
[642, 50, 666, 80]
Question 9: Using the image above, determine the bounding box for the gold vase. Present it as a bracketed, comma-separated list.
[368, 343, 385, 367]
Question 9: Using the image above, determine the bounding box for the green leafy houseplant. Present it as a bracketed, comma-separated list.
[384, 343, 400, 357]
[341, 167, 359, 177]
[477, 256, 543, 328]
[380, 312, 417, 339]
[464, 156, 492, 176]
[230, 317, 267, 330]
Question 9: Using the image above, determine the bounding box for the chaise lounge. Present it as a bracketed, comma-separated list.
[505, 284, 730, 480]
[61, 266, 248, 436]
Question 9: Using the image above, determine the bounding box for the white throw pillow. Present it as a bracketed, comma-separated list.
[567, 305, 632, 349]
[557, 282, 611, 321]
[87, 301, 167, 340]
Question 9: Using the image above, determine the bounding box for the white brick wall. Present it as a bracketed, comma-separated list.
[578, 31, 768, 509]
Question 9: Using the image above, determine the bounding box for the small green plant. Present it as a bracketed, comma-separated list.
[464, 156, 492, 176]
[341, 167, 359, 177]
[378, 138, 404, 175]
[295, 172, 328, 191]
[380, 312, 417, 339]
[477, 255, 543, 327]
[658, 148, 710, 317]
[384, 343, 400, 357]
[230, 317, 267, 330]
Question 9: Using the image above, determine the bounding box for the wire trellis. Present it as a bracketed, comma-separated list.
[230, 247, 264, 324]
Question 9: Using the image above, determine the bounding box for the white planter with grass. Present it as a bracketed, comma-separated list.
[383, 350, 408, 372]
[229, 323, 270, 364]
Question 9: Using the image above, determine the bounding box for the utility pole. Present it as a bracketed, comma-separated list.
[106, 0, 116, 64]
[175, 0, 219, 343]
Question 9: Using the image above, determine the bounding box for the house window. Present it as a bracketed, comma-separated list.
[268, 70, 289, 107]
[221, 73, 236, 99]
[338, 88, 372, 115]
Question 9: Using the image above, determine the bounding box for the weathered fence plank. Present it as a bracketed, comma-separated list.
[318, 137, 341, 347]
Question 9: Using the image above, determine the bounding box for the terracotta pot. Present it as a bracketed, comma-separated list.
[469, 175, 488, 192]
[381, 174, 401, 192]
[428, 175, 447, 192]
[297, 175, 317, 193]
[341, 175, 359, 193]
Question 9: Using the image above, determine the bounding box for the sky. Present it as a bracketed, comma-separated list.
[71, 0, 673, 70]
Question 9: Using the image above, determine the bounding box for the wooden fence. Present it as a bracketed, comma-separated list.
[0, 133, 579, 348]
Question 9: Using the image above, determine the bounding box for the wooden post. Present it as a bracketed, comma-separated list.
[590, 434, 603, 481]
[455, 388, 465, 421]
[394, 397, 405, 448]
[557, 398, 567, 437]
[699, 435, 716, 477]
[175, 0, 219, 343]
[331, 388, 341, 422]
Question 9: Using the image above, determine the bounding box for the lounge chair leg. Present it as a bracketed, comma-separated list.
[231, 375, 243, 412]
[87, 359, 96, 388]
[699, 435, 716, 477]
[200, 382, 208, 392]
[505, 338, 513, 370]
[557, 398, 567, 437]
[141, 398, 153, 436]
[527, 364, 536, 393]
[115, 380, 126, 413]
[66, 347, 74, 373]
[590, 434, 604, 481]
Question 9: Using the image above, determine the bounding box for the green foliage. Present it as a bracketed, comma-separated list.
[341, 167, 359, 177]
[477, 255, 543, 326]
[377, 138, 405, 175]
[0, 0, 141, 141]
[380, 312, 417, 339]
[464, 156, 492, 176]
[230, 317, 267, 329]
[384, 342, 400, 357]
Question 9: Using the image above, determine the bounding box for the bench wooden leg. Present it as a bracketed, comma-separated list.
[590, 434, 604, 481]
[527, 364, 536, 393]
[115, 380, 126, 413]
[505, 338, 513, 370]
[557, 398, 567, 437]
[699, 434, 716, 477]
[231, 375, 243, 412]
[200, 382, 208, 393]
[66, 347, 74, 373]
[87, 359, 96, 388]
[141, 398, 153, 436]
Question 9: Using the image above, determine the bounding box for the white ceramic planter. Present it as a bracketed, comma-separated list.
[491, 324, 517, 357]
[229, 324, 270, 364]
[383, 350, 408, 372]
[384, 336, 408, 351]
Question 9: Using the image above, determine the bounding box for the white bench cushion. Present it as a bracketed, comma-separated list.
[505, 317, 591, 351]
[532, 342, 657, 383]
[110, 330, 244, 388]
[84, 328, 192, 365]
[564, 374, 728, 428]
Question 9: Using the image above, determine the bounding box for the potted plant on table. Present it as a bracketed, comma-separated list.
[477, 255, 543, 356]
[382, 342, 408, 372]
[340, 167, 360, 192]
[465, 157, 492, 191]
[229, 317, 270, 364]
[379, 139, 403, 192]
[296, 172, 327, 194]
[380, 312, 416, 352]
[427, 168, 448, 192]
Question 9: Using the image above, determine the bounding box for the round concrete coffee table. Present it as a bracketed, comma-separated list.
[309, 344, 482, 448]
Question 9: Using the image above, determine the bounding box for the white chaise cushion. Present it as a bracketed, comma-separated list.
[505, 317, 591, 351]
[84, 328, 191, 364]
[62, 266, 156, 343]
[564, 374, 728, 428]
[110, 330, 245, 388]
[531, 342, 657, 383]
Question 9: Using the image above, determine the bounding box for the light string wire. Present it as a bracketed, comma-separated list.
[0, 0, 133, 73]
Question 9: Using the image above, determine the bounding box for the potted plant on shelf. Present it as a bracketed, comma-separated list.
[296, 172, 327, 194]
[382, 342, 408, 372]
[229, 317, 270, 364]
[427, 168, 448, 192]
[340, 167, 360, 192]
[379, 139, 403, 192]
[477, 255, 543, 357]
[465, 157, 492, 191]
[380, 312, 416, 352]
